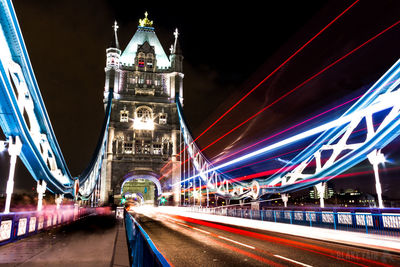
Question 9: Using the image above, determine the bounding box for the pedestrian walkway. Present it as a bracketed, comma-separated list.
[0, 214, 130, 267]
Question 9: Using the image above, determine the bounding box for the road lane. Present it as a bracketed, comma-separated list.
[131, 210, 400, 267]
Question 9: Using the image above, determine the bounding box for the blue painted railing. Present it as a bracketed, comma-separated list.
[190, 206, 400, 237]
[124, 211, 170, 267]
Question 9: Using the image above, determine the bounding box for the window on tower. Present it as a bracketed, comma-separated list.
[138, 58, 145, 68]
[120, 108, 129, 122]
[159, 113, 167, 124]
[153, 144, 162, 155]
[147, 59, 153, 69]
[124, 142, 133, 154]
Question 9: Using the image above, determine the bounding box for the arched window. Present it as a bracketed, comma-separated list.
[136, 106, 152, 121]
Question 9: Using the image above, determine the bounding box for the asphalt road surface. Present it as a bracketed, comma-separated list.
[131, 210, 400, 267]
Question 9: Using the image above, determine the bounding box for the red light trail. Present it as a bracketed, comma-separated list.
[169, 215, 392, 267]
[195, 19, 400, 156]
[168, 19, 400, 184]
[159, 0, 360, 176]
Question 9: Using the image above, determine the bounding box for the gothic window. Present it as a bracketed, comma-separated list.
[138, 58, 145, 68]
[147, 59, 153, 69]
[136, 106, 152, 120]
[154, 77, 161, 87]
[159, 113, 167, 124]
[128, 74, 135, 84]
[138, 53, 145, 68]
[124, 142, 133, 154]
[139, 74, 144, 84]
[135, 143, 142, 154]
[143, 142, 151, 154]
[120, 107, 129, 122]
[153, 144, 162, 155]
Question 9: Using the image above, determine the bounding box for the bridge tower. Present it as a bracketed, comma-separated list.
[100, 13, 183, 206]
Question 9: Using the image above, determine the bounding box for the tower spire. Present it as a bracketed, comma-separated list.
[112, 20, 120, 49]
[172, 28, 182, 55]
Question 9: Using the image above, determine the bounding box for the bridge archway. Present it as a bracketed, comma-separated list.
[119, 171, 162, 205]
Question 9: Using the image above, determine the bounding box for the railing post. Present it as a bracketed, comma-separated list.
[333, 212, 337, 230]
[273, 210, 277, 222]
[364, 214, 369, 234]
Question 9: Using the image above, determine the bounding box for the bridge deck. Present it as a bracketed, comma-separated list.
[0, 214, 129, 267]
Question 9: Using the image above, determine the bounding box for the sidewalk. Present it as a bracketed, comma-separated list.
[156, 206, 400, 254]
[0, 214, 130, 267]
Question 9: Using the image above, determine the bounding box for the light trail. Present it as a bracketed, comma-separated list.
[169, 214, 390, 267]
[213, 95, 362, 164]
[260, 166, 400, 189]
[175, 89, 398, 186]
[163, 215, 281, 266]
[160, 1, 360, 174]
[166, 19, 400, 184]
[195, 19, 400, 156]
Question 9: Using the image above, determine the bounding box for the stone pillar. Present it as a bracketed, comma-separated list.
[171, 130, 181, 206]
[100, 126, 114, 205]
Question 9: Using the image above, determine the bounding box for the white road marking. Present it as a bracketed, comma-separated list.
[170, 217, 255, 250]
[192, 227, 211, 235]
[274, 254, 313, 267]
[217, 235, 256, 249]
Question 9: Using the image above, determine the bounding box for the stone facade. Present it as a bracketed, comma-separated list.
[100, 15, 183, 205]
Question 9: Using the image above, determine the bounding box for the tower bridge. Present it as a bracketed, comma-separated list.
[1, 1, 400, 266]
[101, 13, 182, 206]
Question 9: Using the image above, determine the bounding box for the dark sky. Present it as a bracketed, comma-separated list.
[1, 0, 400, 198]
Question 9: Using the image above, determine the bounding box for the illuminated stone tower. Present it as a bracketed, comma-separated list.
[100, 13, 182, 205]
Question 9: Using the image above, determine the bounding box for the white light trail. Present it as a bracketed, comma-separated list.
[175, 94, 397, 186]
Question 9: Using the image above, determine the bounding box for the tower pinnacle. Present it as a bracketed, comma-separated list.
[172, 28, 182, 55]
[111, 20, 120, 49]
[139, 11, 153, 27]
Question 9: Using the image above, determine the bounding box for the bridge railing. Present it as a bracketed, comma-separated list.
[124, 210, 170, 267]
[0, 206, 107, 246]
[189, 206, 400, 238]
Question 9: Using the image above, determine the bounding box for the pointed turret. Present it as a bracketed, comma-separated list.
[171, 28, 183, 73]
[110, 21, 120, 49]
[170, 28, 184, 105]
[105, 21, 121, 98]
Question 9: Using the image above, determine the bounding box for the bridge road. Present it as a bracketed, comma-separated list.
[131, 210, 400, 267]
[0, 214, 130, 267]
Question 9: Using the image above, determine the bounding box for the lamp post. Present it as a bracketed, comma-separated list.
[3, 136, 22, 214]
[368, 149, 386, 209]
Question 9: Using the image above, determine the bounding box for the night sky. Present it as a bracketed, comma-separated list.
[1, 0, 400, 199]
